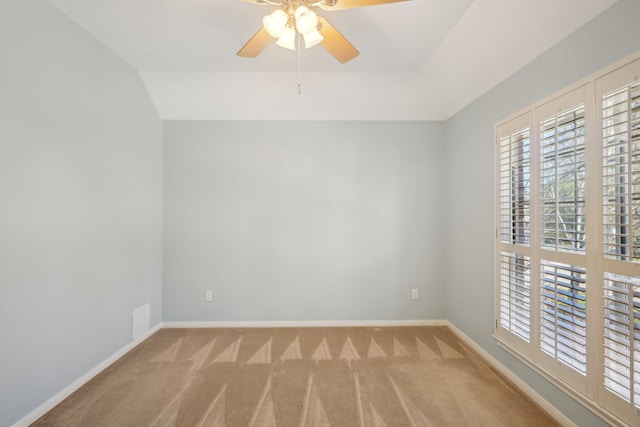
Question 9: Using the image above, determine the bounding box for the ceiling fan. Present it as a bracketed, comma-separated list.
[237, 0, 409, 64]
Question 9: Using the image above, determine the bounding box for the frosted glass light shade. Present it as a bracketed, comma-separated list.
[263, 9, 288, 38]
[303, 29, 323, 49]
[276, 26, 296, 50]
[294, 6, 318, 35]
[294, 6, 309, 20]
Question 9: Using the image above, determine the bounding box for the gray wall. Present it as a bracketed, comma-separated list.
[0, 1, 162, 425]
[163, 121, 445, 321]
[443, 0, 640, 426]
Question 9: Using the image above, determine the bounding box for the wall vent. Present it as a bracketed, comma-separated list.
[132, 303, 150, 340]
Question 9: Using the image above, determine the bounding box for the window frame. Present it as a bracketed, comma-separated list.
[494, 52, 640, 427]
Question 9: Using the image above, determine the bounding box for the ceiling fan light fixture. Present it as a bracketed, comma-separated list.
[294, 5, 309, 20]
[276, 26, 296, 50]
[303, 28, 323, 49]
[240, 0, 392, 63]
[263, 9, 288, 38]
[294, 6, 318, 35]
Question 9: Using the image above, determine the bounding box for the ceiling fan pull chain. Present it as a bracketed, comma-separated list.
[297, 32, 302, 94]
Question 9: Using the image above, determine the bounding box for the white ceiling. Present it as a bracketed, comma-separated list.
[50, 0, 617, 121]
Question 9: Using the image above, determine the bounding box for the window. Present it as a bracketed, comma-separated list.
[598, 59, 640, 423]
[497, 114, 533, 358]
[539, 261, 586, 375]
[602, 80, 640, 261]
[602, 273, 640, 409]
[495, 56, 640, 426]
[499, 252, 531, 341]
[539, 105, 586, 252]
[499, 123, 531, 246]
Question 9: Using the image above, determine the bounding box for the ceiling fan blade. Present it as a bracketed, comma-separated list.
[320, 0, 410, 11]
[237, 27, 273, 58]
[317, 16, 359, 64]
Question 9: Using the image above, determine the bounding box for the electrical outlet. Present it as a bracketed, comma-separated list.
[411, 289, 419, 300]
[205, 290, 213, 302]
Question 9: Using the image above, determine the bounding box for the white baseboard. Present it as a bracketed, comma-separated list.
[162, 319, 447, 328]
[12, 323, 162, 427]
[445, 321, 576, 427]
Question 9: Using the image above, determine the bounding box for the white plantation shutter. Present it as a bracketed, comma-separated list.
[495, 114, 533, 354]
[597, 59, 640, 424]
[539, 261, 587, 375]
[495, 92, 590, 391]
[499, 128, 531, 245]
[495, 55, 640, 426]
[539, 106, 586, 252]
[602, 81, 640, 261]
[602, 273, 640, 410]
[499, 252, 531, 341]
[534, 90, 589, 391]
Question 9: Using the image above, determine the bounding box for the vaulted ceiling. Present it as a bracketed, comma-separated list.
[50, 0, 618, 120]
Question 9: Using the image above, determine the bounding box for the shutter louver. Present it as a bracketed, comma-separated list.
[499, 252, 531, 341]
[540, 261, 587, 375]
[540, 106, 586, 252]
[603, 273, 640, 410]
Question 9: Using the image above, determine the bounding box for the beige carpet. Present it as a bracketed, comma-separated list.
[33, 326, 558, 426]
